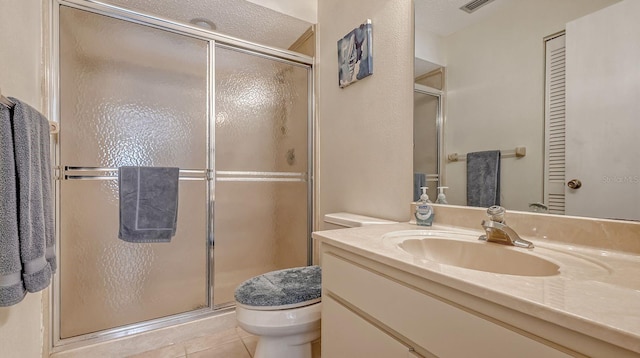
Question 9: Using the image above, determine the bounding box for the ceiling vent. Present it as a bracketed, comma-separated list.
[460, 0, 496, 13]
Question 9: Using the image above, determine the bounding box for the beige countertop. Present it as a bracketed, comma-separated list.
[313, 222, 640, 354]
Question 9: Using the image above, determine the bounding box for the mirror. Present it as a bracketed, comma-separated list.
[414, 0, 640, 221]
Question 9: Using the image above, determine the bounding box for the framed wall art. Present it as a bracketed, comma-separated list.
[337, 19, 373, 88]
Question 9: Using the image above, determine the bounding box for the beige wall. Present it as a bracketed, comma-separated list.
[0, 0, 46, 357]
[246, 0, 317, 23]
[316, 0, 414, 228]
[288, 27, 315, 57]
[442, 0, 619, 211]
[415, 25, 444, 67]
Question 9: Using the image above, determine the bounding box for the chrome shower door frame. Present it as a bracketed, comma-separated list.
[49, 0, 314, 351]
[414, 84, 444, 189]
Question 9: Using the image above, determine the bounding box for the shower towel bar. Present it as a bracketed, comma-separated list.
[216, 170, 307, 182]
[65, 166, 205, 174]
[447, 146, 526, 163]
[62, 167, 308, 182]
[63, 166, 208, 181]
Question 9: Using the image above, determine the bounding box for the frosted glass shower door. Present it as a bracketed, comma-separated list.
[414, 89, 441, 201]
[213, 47, 310, 305]
[58, 7, 209, 338]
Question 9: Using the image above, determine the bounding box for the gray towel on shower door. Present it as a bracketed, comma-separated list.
[0, 98, 55, 305]
[466, 150, 501, 208]
[118, 166, 180, 243]
[0, 103, 27, 306]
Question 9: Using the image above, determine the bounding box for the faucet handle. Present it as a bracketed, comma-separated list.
[486, 205, 505, 223]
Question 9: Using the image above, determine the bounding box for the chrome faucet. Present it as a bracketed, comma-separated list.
[479, 206, 534, 249]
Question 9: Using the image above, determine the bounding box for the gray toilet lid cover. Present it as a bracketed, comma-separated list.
[234, 265, 321, 307]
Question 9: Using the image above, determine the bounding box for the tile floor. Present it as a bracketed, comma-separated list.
[128, 327, 321, 358]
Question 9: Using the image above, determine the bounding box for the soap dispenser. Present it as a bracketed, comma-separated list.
[415, 186, 434, 226]
[435, 186, 449, 204]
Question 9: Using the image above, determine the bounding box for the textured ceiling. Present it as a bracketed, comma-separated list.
[415, 0, 512, 36]
[95, 0, 508, 53]
[100, 0, 313, 50]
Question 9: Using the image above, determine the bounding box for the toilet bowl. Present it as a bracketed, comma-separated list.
[235, 266, 322, 358]
[234, 213, 396, 358]
[236, 302, 321, 358]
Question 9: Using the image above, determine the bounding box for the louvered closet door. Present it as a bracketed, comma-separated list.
[544, 34, 566, 215]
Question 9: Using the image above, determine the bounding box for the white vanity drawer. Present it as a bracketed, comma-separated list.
[322, 252, 571, 358]
[323, 295, 414, 357]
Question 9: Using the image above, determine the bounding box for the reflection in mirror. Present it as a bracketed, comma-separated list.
[413, 83, 442, 202]
[414, 0, 640, 221]
[414, 57, 444, 203]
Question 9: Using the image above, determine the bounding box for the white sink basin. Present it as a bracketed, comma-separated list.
[383, 230, 560, 277]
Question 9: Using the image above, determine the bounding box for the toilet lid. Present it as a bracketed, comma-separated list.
[234, 265, 321, 310]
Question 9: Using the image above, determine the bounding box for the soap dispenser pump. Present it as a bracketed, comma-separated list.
[415, 186, 434, 226]
[435, 186, 449, 204]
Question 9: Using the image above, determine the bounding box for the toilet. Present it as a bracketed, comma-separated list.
[234, 212, 396, 358]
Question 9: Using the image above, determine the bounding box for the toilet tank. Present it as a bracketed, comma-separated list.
[314, 213, 397, 264]
[323, 212, 397, 230]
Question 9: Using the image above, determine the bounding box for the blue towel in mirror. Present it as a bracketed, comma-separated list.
[413, 173, 427, 202]
[466, 150, 501, 207]
[118, 167, 179, 243]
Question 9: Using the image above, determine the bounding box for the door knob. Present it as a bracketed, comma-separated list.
[567, 179, 582, 189]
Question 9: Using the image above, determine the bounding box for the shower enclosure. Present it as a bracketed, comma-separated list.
[52, 0, 312, 346]
[414, 84, 443, 201]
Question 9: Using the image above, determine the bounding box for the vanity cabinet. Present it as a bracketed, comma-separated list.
[321, 245, 572, 358]
[323, 295, 421, 357]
